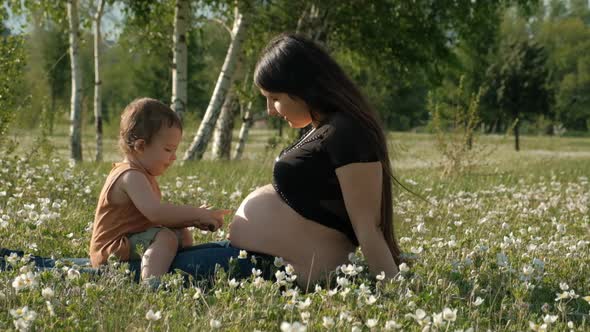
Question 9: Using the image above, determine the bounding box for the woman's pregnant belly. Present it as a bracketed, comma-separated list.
[228, 184, 355, 285]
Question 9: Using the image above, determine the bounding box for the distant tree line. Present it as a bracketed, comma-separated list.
[1, 0, 588, 161]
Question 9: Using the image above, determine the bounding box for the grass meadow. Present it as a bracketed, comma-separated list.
[0, 124, 589, 331]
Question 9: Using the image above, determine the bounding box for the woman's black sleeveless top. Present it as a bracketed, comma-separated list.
[272, 112, 380, 246]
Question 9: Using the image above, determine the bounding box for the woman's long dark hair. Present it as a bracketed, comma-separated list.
[254, 33, 402, 266]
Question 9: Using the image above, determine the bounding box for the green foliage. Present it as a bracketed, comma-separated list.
[537, 16, 590, 132]
[0, 34, 27, 144]
[484, 19, 553, 149]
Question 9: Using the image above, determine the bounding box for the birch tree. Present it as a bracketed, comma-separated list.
[233, 101, 265, 160]
[231, 68, 260, 160]
[211, 89, 237, 159]
[211, 55, 244, 160]
[93, 0, 106, 162]
[67, 0, 83, 162]
[171, 0, 189, 120]
[183, 4, 247, 161]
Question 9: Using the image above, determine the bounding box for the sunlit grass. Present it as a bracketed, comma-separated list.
[1, 127, 589, 331]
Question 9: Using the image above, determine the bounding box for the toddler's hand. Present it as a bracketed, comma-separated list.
[195, 208, 232, 232]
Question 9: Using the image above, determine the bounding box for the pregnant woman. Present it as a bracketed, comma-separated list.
[1, 33, 401, 288]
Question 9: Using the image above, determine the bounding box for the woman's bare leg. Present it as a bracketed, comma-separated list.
[141, 228, 178, 280]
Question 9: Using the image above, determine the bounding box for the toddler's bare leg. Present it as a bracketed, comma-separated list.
[179, 227, 193, 248]
[141, 228, 178, 280]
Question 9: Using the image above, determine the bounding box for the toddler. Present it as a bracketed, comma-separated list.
[89, 97, 230, 283]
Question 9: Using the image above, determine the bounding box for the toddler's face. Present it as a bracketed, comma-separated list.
[139, 126, 182, 176]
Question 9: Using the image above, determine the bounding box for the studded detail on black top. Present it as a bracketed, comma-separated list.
[272, 112, 380, 246]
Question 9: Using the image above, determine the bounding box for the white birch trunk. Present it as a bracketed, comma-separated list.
[67, 0, 83, 162]
[93, 0, 105, 162]
[182, 7, 246, 161]
[171, 0, 189, 120]
[233, 101, 253, 160]
[211, 90, 236, 160]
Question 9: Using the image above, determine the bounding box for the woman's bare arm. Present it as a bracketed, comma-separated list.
[336, 162, 399, 279]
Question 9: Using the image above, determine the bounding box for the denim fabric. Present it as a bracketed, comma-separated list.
[1, 241, 276, 283]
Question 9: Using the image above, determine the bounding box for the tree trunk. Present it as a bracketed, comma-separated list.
[514, 118, 520, 151]
[296, 3, 329, 44]
[211, 90, 236, 160]
[171, 0, 189, 120]
[183, 7, 246, 161]
[49, 89, 55, 135]
[93, 0, 105, 162]
[67, 0, 83, 162]
[233, 101, 253, 160]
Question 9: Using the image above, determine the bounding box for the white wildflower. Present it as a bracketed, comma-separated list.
[300, 311, 310, 323]
[496, 253, 509, 267]
[442, 307, 457, 322]
[376, 271, 386, 281]
[522, 265, 534, 277]
[348, 252, 360, 263]
[555, 291, 570, 301]
[193, 287, 202, 300]
[399, 263, 410, 273]
[12, 272, 38, 291]
[340, 264, 363, 276]
[543, 315, 558, 324]
[45, 301, 55, 317]
[67, 268, 80, 280]
[285, 264, 295, 275]
[145, 309, 161, 321]
[280, 321, 306, 332]
[253, 277, 264, 288]
[229, 190, 242, 201]
[228, 278, 240, 288]
[210, 319, 221, 329]
[297, 297, 312, 310]
[13, 318, 30, 332]
[238, 250, 248, 259]
[322, 316, 335, 328]
[405, 308, 428, 323]
[384, 320, 402, 330]
[410, 246, 423, 254]
[274, 257, 284, 267]
[366, 318, 379, 328]
[6, 252, 19, 265]
[473, 297, 484, 306]
[339, 287, 351, 299]
[41, 287, 54, 299]
[366, 295, 378, 305]
[529, 321, 547, 332]
[432, 312, 443, 327]
[336, 276, 349, 288]
[275, 270, 286, 283]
